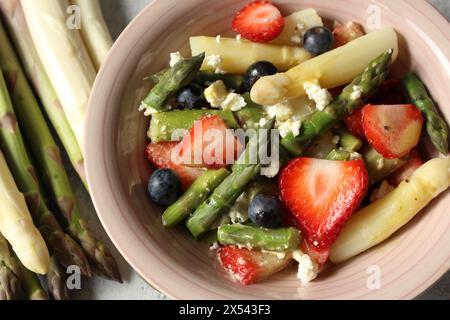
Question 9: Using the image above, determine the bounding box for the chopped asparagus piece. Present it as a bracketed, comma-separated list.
[326, 149, 351, 161]
[217, 224, 301, 252]
[335, 127, 363, 152]
[362, 145, 406, 184]
[403, 73, 449, 155]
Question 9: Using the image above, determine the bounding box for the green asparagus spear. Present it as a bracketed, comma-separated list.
[195, 71, 244, 91]
[46, 256, 68, 300]
[282, 50, 393, 156]
[362, 145, 406, 184]
[0, 4, 87, 188]
[0, 233, 24, 300]
[0, 23, 121, 282]
[148, 109, 238, 142]
[163, 169, 230, 227]
[326, 149, 351, 161]
[235, 93, 268, 130]
[141, 53, 205, 113]
[19, 263, 48, 300]
[217, 224, 301, 252]
[403, 73, 449, 155]
[334, 127, 363, 152]
[0, 70, 91, 277]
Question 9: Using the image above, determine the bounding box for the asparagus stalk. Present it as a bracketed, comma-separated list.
[234, 94, 268, 130]
[403, 73, 449, 155]
[217, 224, 301, 252]
[141, 53, 205, 113]
[326, 149, 351, 161]
[0, 1, 87, 187]
[334, 128, 363, 152]
[163, 169, 230, 227]
[70, 0, 113, 71]
[46, 256, 68, 300]
[195, 72, 243, 91]
[21, 0, 97, 151]
[148, 109, 238, 142]
[282, 50, 393, 156]
[0, 70, 90, 277]
[19, 263, 48, 300]
[0, 233, 24, 300]
[0, 22, 121, 282]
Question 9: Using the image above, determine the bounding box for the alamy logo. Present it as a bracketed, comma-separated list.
[66, 5, 81, 30]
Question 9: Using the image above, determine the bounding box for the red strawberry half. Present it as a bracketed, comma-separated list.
[217, 246, 291, 285]
[232, 1, 284, 43]
[146, 141, 205, 189]
[178, 115, 243, 169]
[387, 149, 424, 186]
[333, 21, 365, 48]
[362, 104, 423, 159]
[344, 107, 365, 139]
[279, 158, 368, 257]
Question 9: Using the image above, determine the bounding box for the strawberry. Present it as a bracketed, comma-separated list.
[333, 21, 365, 47]
[344, 107, 365, 139]
[362, 104, 424, 159]
[217, 246, 291, 285]
[279, 158, 368, 257]
[387, 149, 424, 186]
[178, 115, 242, 169]
[369, 79, 407, 105]
[232, 1, 284, 43]
[145, 142, 206, 189]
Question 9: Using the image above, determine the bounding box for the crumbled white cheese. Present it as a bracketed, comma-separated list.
[265, 100, 294, 124]
[292, 250, 319, 283]
[169, 51, 183, 67]
[236, 34, 242, 43]
[205, 54, 226, 74]
[331, 135, 340, 145]
[350, 85, 363, 100]
[290, 35, 302, 44]
[204, 80, 228, 108]
[376, 157, 385, 170]
[209, 242, 219, 251]
[139, 102, 159, 117]
[350, 152, 362, 160]
[215, 35, 221, 43]
[259, 118, 269, 128]
[279, 119, 301, 138]
[303, 82, 332, 111]
[221, 93, 247, 111]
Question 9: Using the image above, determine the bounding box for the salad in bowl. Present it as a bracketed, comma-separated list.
[138, 1, 450, 286]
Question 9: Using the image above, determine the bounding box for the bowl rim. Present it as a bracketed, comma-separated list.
[85, 0, 450, 300]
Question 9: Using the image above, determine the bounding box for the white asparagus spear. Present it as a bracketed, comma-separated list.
[21, 0, 97, 152]
[330, 157, 450, 263]
[70, 0, 113, 70]
[0, 151, 49, 275]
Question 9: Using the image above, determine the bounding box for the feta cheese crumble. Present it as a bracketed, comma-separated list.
[204, 80, 228, 108]
[376, 157, 385, 170]
[215, 35, 221, 43]
[279, 119, 301, 138]
[350, 85, 363, 100]
[139, 102, 159, 117]
[236, 34, 242, 43]
[221, 93, 247, 112]
[292, 250, 319, 283]
[169, 51, 183, 67]
[259, 118, 269, 128]
[205, 54, 226, 74]
[290, 35, 302, 44]
[265, 101, 294, 124]
[303, 82, 332, 111]
[350, 152, 362, 160]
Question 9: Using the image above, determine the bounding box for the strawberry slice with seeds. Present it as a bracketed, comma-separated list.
[146, 141, 206, 189]
[279, 158, 368, 257]
[232, 1, 285, 43]
[217, 246, 291, 285]
[362, 104, 423, 159]
[333, 21, 365, 48]
[387, 149, 424, 186]
[178, 115, 242, 169]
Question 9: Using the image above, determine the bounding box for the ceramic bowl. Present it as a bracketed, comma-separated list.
[85, 0, 450, 299]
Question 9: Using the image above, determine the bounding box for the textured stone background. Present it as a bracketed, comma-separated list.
[73, 0, 450, 300]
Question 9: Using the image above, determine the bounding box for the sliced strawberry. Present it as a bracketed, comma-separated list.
[217, 246, 291, 285]
[369, 79, 407, 105]
[232, 1, 284, 43]
[362, 104, 423, 159]
[344, 107, 365, 139]
[145, 142, 205, 189]
[387, 149, 424, 186]
[279, 158, 368, 256]
[333, 21, 365, 47]
[300, 239, 330, 266]
[178, 115, 242, 169]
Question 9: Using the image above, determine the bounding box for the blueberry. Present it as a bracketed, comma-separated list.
[177, 83, 208, 109]
[243, 61, 278, 91]
[248, 194, 283, 228]
[148, 169, 181, 207]
[303, 26, 334, 55]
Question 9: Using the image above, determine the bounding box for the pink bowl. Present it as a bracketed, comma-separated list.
[85, 0, 450, 299]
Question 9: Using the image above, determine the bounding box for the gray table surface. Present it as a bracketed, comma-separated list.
[73, 0, 450, 300]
